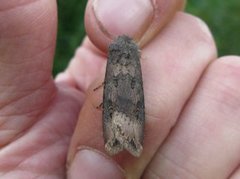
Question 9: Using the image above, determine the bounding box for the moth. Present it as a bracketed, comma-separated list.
[103, 35, 145, 157]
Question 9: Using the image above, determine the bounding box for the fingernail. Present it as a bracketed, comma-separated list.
[93, 0, 154, 39]
[68, 149, 125, 179]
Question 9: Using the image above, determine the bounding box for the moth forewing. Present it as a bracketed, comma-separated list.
[103, 35, 145, 157]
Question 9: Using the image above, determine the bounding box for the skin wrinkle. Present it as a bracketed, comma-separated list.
[144, 95, 175, 129]
[0, 31, 31, 40]
[139, 0, 186, 47]
[22, 43, 55, 66]
[92, 0, 154, 42]
[0, 57, 48, 66]
[39, 116, 70, 141]
[72, 146, 126, 177]
[144, 169, 160, 179]
[0, 67, 51, 87]
[0, 139, 66, 177]
[0, 129, 20, 148]
[19, 141, 67, 173]
[135, 2, 155, 42]
[229, 165, 240, 179]
[0, 113, 40, 130]
[0, 77, 55, 112]
[28, 4, 52, 29]
[67, 62, 93, 93]
[191, 62, 240, 116]
[66, 44, 106, 92]
[155, 153, 200, 179]
[36, 97, 81, 138]
[0, 38, 55, 64]
[0, 114, 45, 149]
[82, 38, 107, 58]
[0, 108, 52, 141]
[0, 0, 39, 12]
[77, 41, 106, 61]
[0, 1, 55, 40]
[92, 0, 113, 40]
[57, 70, 79, 89]
[0, 104, 53, 130]
[0, 80, 56, 148]
[2, 130, 68, 165]
[200, 86, 240, 114]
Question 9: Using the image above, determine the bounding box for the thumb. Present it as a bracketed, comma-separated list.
[85, 0, 185, 52]
[0, 0, 57, 146]
[68, 149, 125, 179]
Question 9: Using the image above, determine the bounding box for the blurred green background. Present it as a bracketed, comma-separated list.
[54, 0, 240, 76]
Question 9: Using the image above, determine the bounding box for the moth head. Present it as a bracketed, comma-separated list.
[108, 35, 140, 64]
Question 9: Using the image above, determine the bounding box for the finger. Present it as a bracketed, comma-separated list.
[58, 0, 185, 96]
[85, 0, 186, 52]
[67, 148, 125, 179]
[0, 1, 57, 145]
[56, 0, 184, 92]
[55, 37, 106, 92]
[143, 57, 240, 179]
[67, 12, 216, 178]
[230, 166, 240, 179]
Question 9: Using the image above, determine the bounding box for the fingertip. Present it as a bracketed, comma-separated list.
[85, 0, 154, 52]
[68, 148, 125, 179]
[85, 0, 185, 52]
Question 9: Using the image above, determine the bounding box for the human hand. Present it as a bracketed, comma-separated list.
[0, 0, 240, 179]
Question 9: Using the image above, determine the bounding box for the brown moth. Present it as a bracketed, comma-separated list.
[103, 35, 145, 157]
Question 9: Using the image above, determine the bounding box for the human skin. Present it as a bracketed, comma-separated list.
[0, 0, 240, 179]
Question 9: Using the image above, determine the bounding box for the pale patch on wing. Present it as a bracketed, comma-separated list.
[105, 111, 143, 157]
